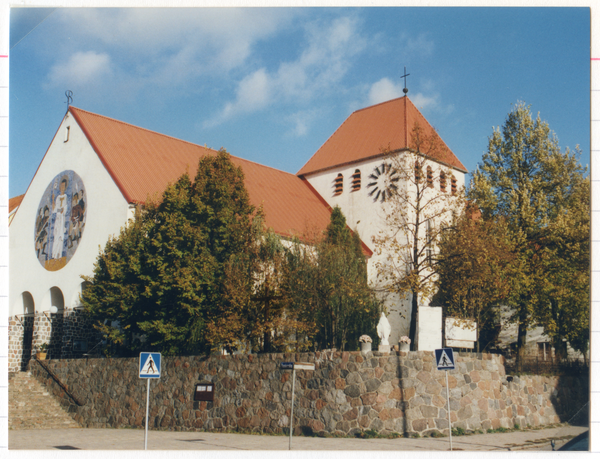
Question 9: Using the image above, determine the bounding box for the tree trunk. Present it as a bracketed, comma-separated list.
[409, 290, 418, 350]
[264, 298, 270, 353]
[516, 313, 527, 373]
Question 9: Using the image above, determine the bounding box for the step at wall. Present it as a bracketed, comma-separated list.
[9, 371, 81, 430]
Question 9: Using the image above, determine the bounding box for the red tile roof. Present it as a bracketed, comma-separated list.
[69, 107, 336, 242]
[297, 96, 467, 177]
[9, 194, 24, 213]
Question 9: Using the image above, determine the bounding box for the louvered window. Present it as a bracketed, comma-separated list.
[414, 161, 422, 182]
[451, 175, 457, 195]
[440, 171, 447, 193]
[351, 169, 361, 191]
[426, 166, 433, 188]
[333, 173, 344, 196]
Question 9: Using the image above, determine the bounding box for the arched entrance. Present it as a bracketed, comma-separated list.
[48, 287, 65, 359]
[20, 292, 35, 371]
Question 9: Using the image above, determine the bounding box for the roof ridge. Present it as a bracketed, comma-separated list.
[297, 97, 408, 176]
[403, 98, 468, 172]
[352, 94, 407, 115]
[69, 106, 220, 154]
[70, 106, 305, 179]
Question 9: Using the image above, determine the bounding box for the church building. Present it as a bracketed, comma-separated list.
[8, 95, 467, 372]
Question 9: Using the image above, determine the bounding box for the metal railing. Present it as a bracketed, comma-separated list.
[32, 356, 85, 406]
[504, 355, 588, 376]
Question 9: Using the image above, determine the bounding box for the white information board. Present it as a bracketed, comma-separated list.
[417, 306, 442, 351]
[445, 318, 477, 349]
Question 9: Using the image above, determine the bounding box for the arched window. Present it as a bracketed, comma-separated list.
[426, 166, 433, 188]
[351, 169, 361, 191]
[50, 287, 65, 313]
[333, 173, 343, 196]
[440, 171, 447, 193]
[22, 292, 35, 316]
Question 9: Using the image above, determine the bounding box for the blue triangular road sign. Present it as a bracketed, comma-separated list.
[435, 348, 455, 370]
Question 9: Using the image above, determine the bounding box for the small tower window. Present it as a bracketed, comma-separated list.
[64, 126, 70, 143]
[333, 173, 344, 196]
[351, 169, 361, 191]
[414, 161, 422, 183]
[426, 166, 433, 188]
[451, 175, 457, 195]
[440, 171, 447, 193]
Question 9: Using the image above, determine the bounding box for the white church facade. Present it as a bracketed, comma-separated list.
[8, 96, 467, 372]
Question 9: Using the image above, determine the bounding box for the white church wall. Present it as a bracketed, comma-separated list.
[9, 112, 131, 317]
[304, 152, 466, 347]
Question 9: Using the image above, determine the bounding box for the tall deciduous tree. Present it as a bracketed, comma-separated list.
[82, 150, 255, 356]
[435, 212, 517, 352]
[469, 102, 588, 366]
[373, 122, 465, 349]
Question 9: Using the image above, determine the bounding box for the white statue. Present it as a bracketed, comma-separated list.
[376, 312, 391, 345]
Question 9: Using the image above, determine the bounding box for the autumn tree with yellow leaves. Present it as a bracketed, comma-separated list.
[372, 123, 465, 349]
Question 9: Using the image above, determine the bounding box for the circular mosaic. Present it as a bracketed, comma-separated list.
[34, 171, 87, 271]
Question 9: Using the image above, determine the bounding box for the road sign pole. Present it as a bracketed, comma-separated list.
[446, 370, 452, 451]
[144, 378, 150, 450]
[289, 367, 296, 450]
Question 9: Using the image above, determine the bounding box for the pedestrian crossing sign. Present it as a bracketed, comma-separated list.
[435, 348, 455, 371]
[139, 352, 161, 379]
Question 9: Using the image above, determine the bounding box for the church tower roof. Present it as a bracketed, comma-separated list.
[297, 96, 467, 177]
[68, 106, 335, 241]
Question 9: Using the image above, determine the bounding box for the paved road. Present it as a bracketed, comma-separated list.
[8, 425, 587, 451]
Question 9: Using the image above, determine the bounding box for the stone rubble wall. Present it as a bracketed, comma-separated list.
[9, 310, 103, 372]
[29, 350, 588, 437]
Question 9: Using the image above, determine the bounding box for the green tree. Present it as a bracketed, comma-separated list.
[435, 212, 517, 352]
[373, 122, 465, 349]
[470, 102, 589, 366]
[205, 213, 313, 353]
[529, 176, 590, 360]
[82, 150, 255, 356]
[284, 206, 380, 351]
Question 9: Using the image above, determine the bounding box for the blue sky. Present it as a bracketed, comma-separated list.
[9, 7, 590, 197]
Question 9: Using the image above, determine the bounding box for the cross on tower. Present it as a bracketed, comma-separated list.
[401, 67, 410, 94]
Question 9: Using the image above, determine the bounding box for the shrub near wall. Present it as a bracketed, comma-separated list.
[30, 351, 588, 437]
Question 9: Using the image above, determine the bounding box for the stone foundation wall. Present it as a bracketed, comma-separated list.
[29, 350, 588, 436]
[8, 310, 103, 372]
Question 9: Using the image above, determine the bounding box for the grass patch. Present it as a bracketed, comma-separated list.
[355, 429, 402, 439]
[451, 427, 466, 436]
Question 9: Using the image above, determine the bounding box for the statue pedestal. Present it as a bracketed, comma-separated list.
[378, 344, 391, 354]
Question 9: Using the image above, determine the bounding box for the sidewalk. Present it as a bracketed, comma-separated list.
[8, 424, 587, 451]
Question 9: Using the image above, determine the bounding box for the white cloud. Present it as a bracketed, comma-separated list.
[368, 78, 403, 105]
[284, 109, 320, 137]
[209, 15, 366, 126]
[404, 33, 434, 56]
[411, 92, 439, 111]
[46, 51, 112, 89]
[58, 8, 296, 75]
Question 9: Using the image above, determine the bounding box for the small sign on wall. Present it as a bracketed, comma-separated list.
[194, 383, 214, 401]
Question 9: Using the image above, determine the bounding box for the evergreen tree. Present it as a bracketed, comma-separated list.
[82, 150, 254, 356]
[285, 206, 380, 351]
